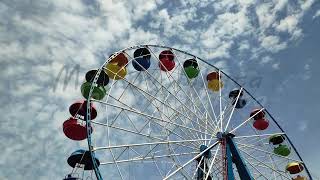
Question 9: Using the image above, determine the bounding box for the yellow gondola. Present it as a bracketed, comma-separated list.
[208, 79, 223, 92]
[292, 175, 307, 180]
[104, 62, 127, 80]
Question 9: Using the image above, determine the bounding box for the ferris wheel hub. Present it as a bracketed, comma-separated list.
[216, 132, 235, 141]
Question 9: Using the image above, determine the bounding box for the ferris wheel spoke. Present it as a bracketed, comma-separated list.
[229, 108, 265, 134]
[218, 70, 224, 132]
[125, 105, 201, 147]
[172, 52, 219, 130]
[184, 79, 218, 134]
[126, 81, 204, 143]
[236, 133, 285, 177]
[93, 139, 211, 152]
[167, 143, 194, 179]
[132, 49, 216, 132]
[177, 91, 208, 141]
[93, 100, 212, 140]
[94, 119, 200, 150]
[240, 152, 289, 167]
[109, 77, 214, 136]
[163, 141, 219, 180]
[243, 158, 291, 180]
[234, 132, 285, 139]
[140, 70, 211, 142]
[160, 114, 202, 145]
[237, 142, 303, 163]
[197, 66, 221, 125]
[246, 121, 285, 179]
[213, 97, 236, 133]
[235, 131, 287, 172]
[243, 158, 270, 180]
[135, 144, 193, 165]
[237, 134, 270, 147]
[109, 148, 125, 180]
[110, 78, 195, 140]
[149, 73, 215, 136]
[100, 151, 199, 165]
[173, 105, 204, 142]
[203, 97, 235, 145]
[205, 159, 224, 179]
[224, 87, 243, 132]
[184, 79, 219, 134]
[126, 51, 205, 124]
[92, 121, 165, 141]
[109, 93, 173, 135]
[192, 156, 204, 179]
[116, 71, 142, 102]
[153, 158, 166, 179]
[156, 85, 207, 141]
[204, 143, 221, 180]
[238, 148, 292, 179]
[145, 108, 208, 144]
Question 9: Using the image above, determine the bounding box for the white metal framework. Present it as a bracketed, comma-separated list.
[82, 45, 312, 180]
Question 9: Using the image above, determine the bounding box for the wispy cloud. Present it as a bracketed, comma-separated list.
[0, 0, 317, 179]
[313, 10, 320, 19]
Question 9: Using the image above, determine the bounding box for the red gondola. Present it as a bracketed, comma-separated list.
[69, 100, 97, 120]
[159, 50, 175, 71]
[253, 118, 269, 130]
[63, 117, 92, 141]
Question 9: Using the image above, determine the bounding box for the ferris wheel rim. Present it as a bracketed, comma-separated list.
[84, 44, 313, 180]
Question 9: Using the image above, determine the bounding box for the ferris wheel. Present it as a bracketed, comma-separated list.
[62, 45, 312, 180]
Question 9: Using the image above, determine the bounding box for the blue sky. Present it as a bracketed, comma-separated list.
[0, 0, 320, 179]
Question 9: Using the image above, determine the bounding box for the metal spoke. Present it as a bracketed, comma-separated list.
[163, 141, 219, 180]
[230, 108, 265, 133]
[93, 139, 214, 151]
[100, 151, 199, 165]
[239, 148, 292, 179]
[237, 142, 303, 163]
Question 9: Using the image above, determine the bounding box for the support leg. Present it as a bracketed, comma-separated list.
[226, 134, 253, 180]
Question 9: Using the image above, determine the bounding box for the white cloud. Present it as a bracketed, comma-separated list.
[313, 10, 320, 19]
[298, 120, 308, 131]
[0, 0, 317, 178]
[276, 15, 299, 33]
[238, 40, 250, 52]
[261, 56, 273, 64]
[260, 35, 287, 53]
[272, 62, 280, 70]
[299, 0, 314, 11]
[274, 0, 288, 11]
[302, 63, 312, 80]
[256, 3, 276, 30]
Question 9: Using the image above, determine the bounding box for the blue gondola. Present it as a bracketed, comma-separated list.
[133, 48, 151, 71]
[67, 149, 100, 170]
